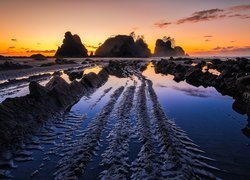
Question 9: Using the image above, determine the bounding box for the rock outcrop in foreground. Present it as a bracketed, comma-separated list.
[0, 68, 109, 147]
[154, 58, 250, 117]
[154, 39, 185, 57]
[0, 61, 32, 71]
[0, 61, 146, 148]
[55, 31, 88, 57]
[95, 35, 151, 57]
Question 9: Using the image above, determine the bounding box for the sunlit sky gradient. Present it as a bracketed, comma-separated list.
[1, 0, 250, 56]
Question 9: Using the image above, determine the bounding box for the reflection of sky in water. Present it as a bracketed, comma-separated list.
[202, 65, 221, 76]
[0, 79, 50, 103]
[60, 66, 103, 84]
[84, 66, 103, 75]
[143, 63, 250, 179]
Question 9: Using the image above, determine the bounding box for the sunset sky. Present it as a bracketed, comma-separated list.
[1, 0, 250, 56]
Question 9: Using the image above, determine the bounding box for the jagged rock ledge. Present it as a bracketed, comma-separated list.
[0, 68, 109, 149]
[154, 58, 250, 117]
[0, 60, 147, 150]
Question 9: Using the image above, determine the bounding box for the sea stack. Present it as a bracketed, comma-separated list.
[95, 35, 151, 57]
[55, 31, 88, 57]
[154, 39, 185, 57]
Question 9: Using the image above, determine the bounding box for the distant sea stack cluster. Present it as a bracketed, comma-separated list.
[54, 31, 186, 58]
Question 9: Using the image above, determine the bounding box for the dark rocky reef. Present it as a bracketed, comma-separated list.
[0, 61, 147, 149]
[154, 39, 185, 57]
[107, 60, 148, 77]
[0, 73, 52, 89]
[30, 54, 47, 61]
[154, 58, 250, 117]
[55, 58, 76, 65]
[0, 55, 7, 60]
[0, 68, 109, 148]
[55, 31, 88, 58]
[95, 35, 151, 57]
[0, 61, 32, 71]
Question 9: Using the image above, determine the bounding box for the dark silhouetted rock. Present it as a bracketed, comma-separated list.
[154, 39, 175, 57]
[0, 61, 32, 71]
[55, 58, 76, 65]
[0, 55, 6, 60]
[40, 62, 56, 67]
[0, 67, 112, 148]
[154, 58, 250, 119]
[174, 46, 185, 56]
[30, 54, 47, 60]
[55, 31, 88, 57]
[68, 71, 83, 81]
[95, 35, 150, 57]
[135, 38, 151, 57]
[154, 39, 185, 57]
[29, 81, 48, 99]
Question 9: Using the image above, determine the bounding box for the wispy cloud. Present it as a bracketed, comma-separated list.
[132, 27, 139, 31]
[204, 35, 213, 38]
[213, 46, 250, 53]
[154, 4, 250, 27]
[212, 46, 234, 51]
[21, 47, 30, 50]
[228, 13, 250, 19]
[177, 9, 225, 24]
[11, 39, 17, 42]
[154, 21, 172, 28]
[8, 46, 15, 49]
[177, 4, 250, 24]
[227, 4, 250, 11]
[26, 50, 56, 53]
[193, 46, 250, 56]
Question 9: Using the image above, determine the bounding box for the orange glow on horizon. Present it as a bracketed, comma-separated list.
[1, 0, 249, 57]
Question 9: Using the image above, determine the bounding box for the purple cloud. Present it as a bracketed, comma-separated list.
[154, 21, 172, 28]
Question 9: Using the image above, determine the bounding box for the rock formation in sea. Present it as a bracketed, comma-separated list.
[135, 38, 151, 57]
[0, 60, 146, 149]
[154, 38, 185, 57]
[0, 61, 32, 71]
[154, 57, 250, 117]
[55, 31, 88, 57]
[95, 35, 151, 57]
[30, 54, 47, 60]
[0, 55, 6, 60]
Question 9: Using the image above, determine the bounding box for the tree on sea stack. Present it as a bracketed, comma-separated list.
[55, 31, 88, 58]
